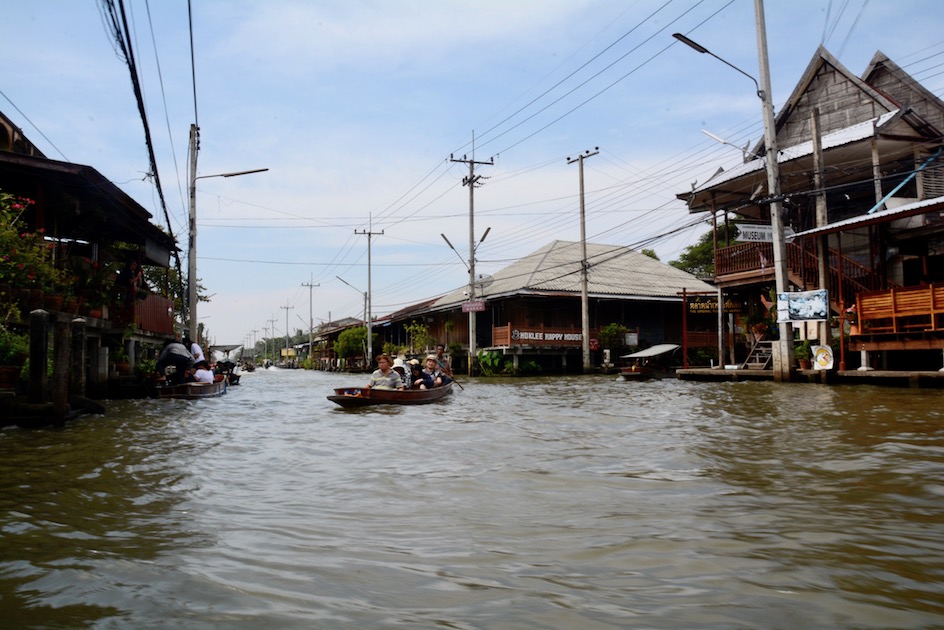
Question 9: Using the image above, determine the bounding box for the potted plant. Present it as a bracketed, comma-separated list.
[795, 340, 812, 370]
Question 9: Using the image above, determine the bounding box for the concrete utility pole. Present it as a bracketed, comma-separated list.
[355, 217, 383, 366]
[268, 316, 278, 363]
[302, 276, 319, 365]
[567, 147, 599, 373]
[450, 147, 493, 375]
[753, 0, 794, 381]
[672, 0, 793, 381]
[281, 302, 293, 365]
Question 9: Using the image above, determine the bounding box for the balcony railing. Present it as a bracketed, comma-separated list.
[714, 241, 889, 305]
[855, 284, 944, 335]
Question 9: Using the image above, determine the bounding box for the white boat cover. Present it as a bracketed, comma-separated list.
[620, 344, 680, 359]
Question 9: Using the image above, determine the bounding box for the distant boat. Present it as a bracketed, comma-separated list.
[153, 379, 227, 399]
[618, 344, 680, 381]
[327, 382, 453, 408]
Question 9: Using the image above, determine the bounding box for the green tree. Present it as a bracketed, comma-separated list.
[334, 326, 368, 358]
[669, 224, 739, 278]
[641, 248, 659, 260]
[403, 320, 434, 354]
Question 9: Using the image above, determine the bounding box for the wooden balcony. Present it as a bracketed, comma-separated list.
[714, 240, 887, 304]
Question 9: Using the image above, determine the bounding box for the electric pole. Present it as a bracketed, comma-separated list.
[281, 302, 294, 366]
[268, 316, 278, 365]
[355, 216, 383, 367]
[567, 147, 599, 373]
[302, 276, 319, 367]
[450, 147, 493, 375]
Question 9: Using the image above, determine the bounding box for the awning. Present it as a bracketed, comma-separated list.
[620, 344, 680, 359]
[792, 195, 944, 238]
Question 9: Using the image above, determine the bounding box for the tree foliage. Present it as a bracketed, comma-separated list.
[669, 224, 739, 278]
[334, 326, 367, 358]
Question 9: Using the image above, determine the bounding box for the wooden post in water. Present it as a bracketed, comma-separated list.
[28, 309, 49, 404]
[70, 318, 87, 397]
[52, 317, 71, 421]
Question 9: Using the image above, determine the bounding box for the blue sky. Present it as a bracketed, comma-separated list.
[4, 1, 944, 346]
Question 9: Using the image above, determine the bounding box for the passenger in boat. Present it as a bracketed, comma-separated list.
[366, 353, 404, 390]
[434, 344, 454, 383]
[193, 359, 215, 383]
[423, 355, 446, 387]
[156, 340, 194, 385]
[182, 335, 205, 364]
[391, 358, 409, 388]
[409, 361, 432, 390]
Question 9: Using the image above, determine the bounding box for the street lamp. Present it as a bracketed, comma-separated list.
[187, 123, 268, 341]
[673, 12, 793, 381]
[336, 275, 368, 364]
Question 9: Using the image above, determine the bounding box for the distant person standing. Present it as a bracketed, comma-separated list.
[435, 344, 453, 383]
[183, 335, 205, 364]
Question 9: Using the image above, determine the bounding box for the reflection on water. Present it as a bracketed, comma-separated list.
[1, 370, 943, 628]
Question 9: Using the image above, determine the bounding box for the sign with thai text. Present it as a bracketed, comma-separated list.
[462, 300, 487, 312]
[687, 296, 744, 315]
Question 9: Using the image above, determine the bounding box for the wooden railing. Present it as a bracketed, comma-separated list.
[714, 240, 890, 306]
[855, 284, 944, 334]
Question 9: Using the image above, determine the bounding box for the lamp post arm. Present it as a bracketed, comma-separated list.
[672, 33, 763, 100]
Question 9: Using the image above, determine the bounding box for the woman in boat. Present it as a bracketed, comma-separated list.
[193, 359, 215, 383]
[409, 360, 432, 390]
[391, 358, 409, 388]
[365, 353, 404, 390]
[423, 355, 445, 387]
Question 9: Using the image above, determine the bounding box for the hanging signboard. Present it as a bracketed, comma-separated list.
[687, 296, 745, 315]
[776, 289, 828, 323]
[738, 224, 796, 243]
[462, 300, 487, 312]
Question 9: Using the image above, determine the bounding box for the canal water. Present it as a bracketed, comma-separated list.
[1, 369, 942, 628]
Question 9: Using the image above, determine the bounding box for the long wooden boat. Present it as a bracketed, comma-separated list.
[327, 382, 453, 408]
[154, 380, 227, 399]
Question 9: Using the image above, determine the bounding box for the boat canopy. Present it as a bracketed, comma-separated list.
[620, 344, 680, 359]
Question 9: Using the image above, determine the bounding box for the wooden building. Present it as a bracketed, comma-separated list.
[382, 240, 716, 373]
[0, 110, 178, 407]
[678, 48, 944, 371]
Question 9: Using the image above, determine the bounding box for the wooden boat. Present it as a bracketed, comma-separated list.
[327, 382, 453, 408]
[153, 379, 227, 399]
[618, 344, 680, 381]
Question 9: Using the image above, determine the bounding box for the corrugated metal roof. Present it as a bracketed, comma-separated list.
[432, 240, 715, 308]
[691, 110, 901, 195]
[793, 194, 944, 238]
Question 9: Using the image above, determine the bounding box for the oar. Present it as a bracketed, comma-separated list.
[447, 374, 465, 390]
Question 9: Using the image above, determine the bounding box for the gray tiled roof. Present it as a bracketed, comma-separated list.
[433, 240, 714, 307]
